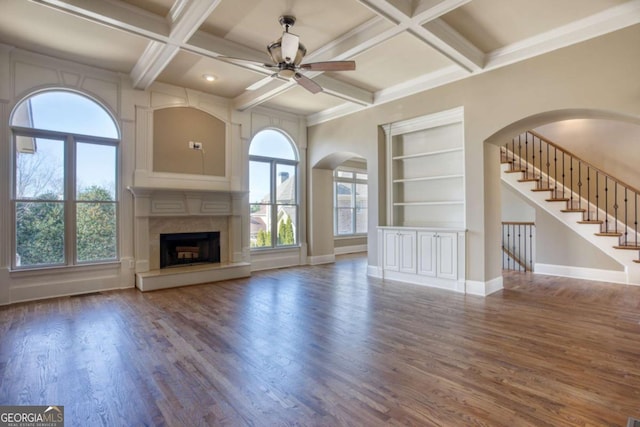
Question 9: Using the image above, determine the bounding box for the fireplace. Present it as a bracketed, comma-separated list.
[160, 231, 220, 268]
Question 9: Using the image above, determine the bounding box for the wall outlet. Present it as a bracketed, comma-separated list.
[188, 141, 203, 150]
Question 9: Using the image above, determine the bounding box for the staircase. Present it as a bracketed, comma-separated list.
[500, 130, 640, 285]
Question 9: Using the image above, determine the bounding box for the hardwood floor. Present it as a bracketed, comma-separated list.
[2, 255, 640, 426]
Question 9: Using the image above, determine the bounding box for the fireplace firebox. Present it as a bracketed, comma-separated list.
[159, 231, 220, 268]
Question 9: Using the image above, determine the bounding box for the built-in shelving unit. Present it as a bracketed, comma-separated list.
[383, 107, 465, 228]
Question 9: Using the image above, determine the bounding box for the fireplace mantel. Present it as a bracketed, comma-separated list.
[127, 186, 247, 197]
[127, 186, 247, 217]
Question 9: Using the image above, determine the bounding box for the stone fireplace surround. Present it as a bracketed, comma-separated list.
[128, 187, 250, 291]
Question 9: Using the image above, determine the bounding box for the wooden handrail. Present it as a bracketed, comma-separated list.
[502, 247, 528, 271]
[528, 130, 640, 196]
[502, 221, 535, 226]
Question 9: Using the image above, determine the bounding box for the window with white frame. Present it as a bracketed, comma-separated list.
[334, 168, 368, 236]
[249, 129, 298, 248]
[10, 90, 119, 269]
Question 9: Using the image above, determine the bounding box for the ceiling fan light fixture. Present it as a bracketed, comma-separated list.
[267, 40, 306, 66]
[278, 68, 296, 79]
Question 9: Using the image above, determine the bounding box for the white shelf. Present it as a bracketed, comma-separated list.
[392, 147, 463, 161]
[393, 174, 463, 183]
[384, 109, 465, 228]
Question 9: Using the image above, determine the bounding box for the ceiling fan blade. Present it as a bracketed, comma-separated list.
[300, 61, 356, 71]
[281, 32, 299, 64]
[294, 72, 322, 94]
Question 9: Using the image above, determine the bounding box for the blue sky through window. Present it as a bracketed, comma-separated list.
[12, 91, 119, 198]
[249, 130, 297, 203]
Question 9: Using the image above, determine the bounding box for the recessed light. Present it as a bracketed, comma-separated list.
[203, 74, 216, 82]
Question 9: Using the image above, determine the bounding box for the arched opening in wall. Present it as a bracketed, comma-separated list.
[312, 151, 368, 257]
[10, 89, 120, 270]
[488, 110, 640, 285]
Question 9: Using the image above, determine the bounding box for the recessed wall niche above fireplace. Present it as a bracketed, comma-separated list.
[160, 231, 220, 268]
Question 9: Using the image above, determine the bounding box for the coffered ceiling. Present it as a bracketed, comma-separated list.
[0, 0, 638, 124]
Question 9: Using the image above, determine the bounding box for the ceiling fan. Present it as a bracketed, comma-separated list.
[221, 15, 356, 94]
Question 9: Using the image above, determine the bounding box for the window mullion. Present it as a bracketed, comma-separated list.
[66, 135, 76, 265]
[271, 159, 277, 247]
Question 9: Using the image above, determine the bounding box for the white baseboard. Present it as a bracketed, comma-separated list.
[466, 276, 504, 296]
[367, 264, 383, 278]
[307, 254, 336, 265]
[251, 251, 301, 271]
[534, 263, 628, 284]
[334, 244, 367, 255]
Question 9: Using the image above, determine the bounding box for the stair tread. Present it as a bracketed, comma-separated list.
[505, 169, 527, 173]
[561, 209, 586, 213]
[634, 259, 640, 264]
[613, 245, 640, 250]
[596, 232, 622, 237]
[546, 198, 570, 202]
[578, 220, 603, 224]
[518, 178, 541, 182]
[532, 188, 554, 192]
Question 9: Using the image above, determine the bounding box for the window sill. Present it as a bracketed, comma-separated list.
[333, 234, 367, 240]
[250, 245, 301, 254]
[9, 260, 123, 278]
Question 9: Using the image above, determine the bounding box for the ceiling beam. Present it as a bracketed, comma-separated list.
[30, 0, 169, 41]
[313, 75, 374, 106]
[233, 79, 296, 111]
[357, 0, 484, 71]
[130, 0, 223, 89]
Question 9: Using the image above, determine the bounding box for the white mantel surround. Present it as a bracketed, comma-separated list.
[128, 186, 250, 291]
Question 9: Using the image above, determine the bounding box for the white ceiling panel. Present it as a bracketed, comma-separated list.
[157, 51, 265, 98]
[0, 0, 149, 73]
[120, 0, 174, 17]
[441, 0, 631, 53]
[325, 32, 452, 92]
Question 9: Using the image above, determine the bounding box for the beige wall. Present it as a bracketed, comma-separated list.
[153, 107, 226, 176]
[535, 207, 622, 271]
[308, 24, 640, 284]
[535, 119, 640, 190]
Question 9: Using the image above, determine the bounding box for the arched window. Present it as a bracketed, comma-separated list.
[10, 90, 119, 268]
[249, 129, 298, 248]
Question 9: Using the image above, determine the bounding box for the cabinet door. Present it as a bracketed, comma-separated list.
[398, 232, 416, 274]
[436, 232, 458, 280]
[417, 232, 437, 277]
[383, 230, 399, 271]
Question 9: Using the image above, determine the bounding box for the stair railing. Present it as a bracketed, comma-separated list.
[502, 131, 640, 253]
[502, 222, 534, 272]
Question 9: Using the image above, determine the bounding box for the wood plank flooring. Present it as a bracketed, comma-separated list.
[1, 254, 640, 426]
